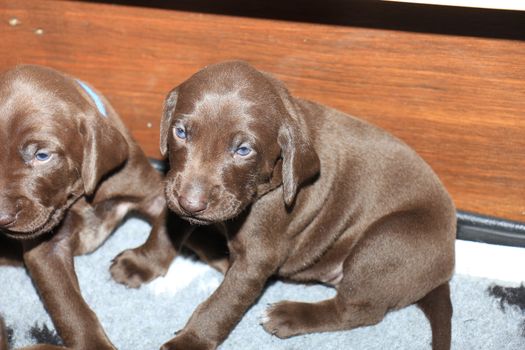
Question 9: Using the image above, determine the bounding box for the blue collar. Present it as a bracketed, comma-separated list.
[76, 80, 108, 117]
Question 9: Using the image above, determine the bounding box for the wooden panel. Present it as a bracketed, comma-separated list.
[1, 0, 524, 222]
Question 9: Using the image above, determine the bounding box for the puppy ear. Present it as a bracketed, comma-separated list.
[278, 118, 320, 206]
[80, 116, 129, 196]
[264, 72, 319, 206]
[160, 88, 179, 157]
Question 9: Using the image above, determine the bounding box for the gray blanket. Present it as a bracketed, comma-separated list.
[1, 218, 524, 349]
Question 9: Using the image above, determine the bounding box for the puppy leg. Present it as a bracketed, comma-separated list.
[263, 212, 453, 349]
[111, 195, 230, 286]
[262, 295, 386, 339]
[23, 229, 116, 350]
[417, 282, 452, 350]
[262, 264, 390, 338]
[161, 238, 281, 350]
[110, 206, 178, 288]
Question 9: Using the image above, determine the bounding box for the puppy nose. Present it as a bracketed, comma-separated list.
[0, 212, 16, 227]
[178, 194, 208, 214]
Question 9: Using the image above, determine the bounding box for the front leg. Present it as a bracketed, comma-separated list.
[22, 233, 115, 350]
[161, 240, 281, 350]
[110, 206, 180, 287]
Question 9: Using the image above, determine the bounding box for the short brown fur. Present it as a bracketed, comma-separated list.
[131, 61, 456, 350]
[0, 65, 175, 350]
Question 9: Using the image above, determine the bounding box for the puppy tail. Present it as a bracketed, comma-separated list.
[417, 282, 452, 350]
[0, 315, 7, 350]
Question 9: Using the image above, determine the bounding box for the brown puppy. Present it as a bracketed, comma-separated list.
[0, 65, 175, 350]
[142, 60, 455, 349]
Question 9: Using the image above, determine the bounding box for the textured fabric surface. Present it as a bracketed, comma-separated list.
[1, 218, 524, 349]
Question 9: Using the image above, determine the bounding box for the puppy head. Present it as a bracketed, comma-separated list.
[161, 61, 319, 225]
[0, 65, 128, 239]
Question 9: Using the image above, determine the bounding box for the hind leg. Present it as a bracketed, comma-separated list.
[263, 212, 454, 345]
[262, 252, 390, 340]
[262, 295, 387, 338]
[417, 282, 452, 350]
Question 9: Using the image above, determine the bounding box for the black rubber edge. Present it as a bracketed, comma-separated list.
[457, 210, 525, 248]
[148, 159, 525, 248]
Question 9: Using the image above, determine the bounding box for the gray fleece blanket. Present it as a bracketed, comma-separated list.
[1, 218, 524, 349]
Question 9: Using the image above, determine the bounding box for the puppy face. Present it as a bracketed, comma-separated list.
[0, 66, 128, 239]
[161, 61, 320, 225]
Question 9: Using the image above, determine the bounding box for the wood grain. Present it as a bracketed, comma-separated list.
[1, 0, 524, 221]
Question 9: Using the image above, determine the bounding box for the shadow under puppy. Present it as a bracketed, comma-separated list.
[0, 65, 175, 350]
[136, 61, 456, 350]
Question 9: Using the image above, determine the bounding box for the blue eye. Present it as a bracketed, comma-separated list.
[175, 127, 186, 139]
[235, 146, 252, 157]
[35, 151, 51, 162]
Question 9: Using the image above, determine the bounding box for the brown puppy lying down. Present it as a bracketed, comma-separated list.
[0, 65, 174, 350]
[128, 61, 456, 350]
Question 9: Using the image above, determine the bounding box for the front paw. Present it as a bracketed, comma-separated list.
[110, 248, 167, 288]
[160, 331, 216, 350]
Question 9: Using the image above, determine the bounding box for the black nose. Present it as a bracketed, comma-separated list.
[178, 194, 208, 214]
[0, 212, 16, 227]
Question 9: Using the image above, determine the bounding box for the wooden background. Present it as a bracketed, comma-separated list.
[1, 0, 524, 221]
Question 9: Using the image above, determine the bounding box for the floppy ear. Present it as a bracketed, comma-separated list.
[160, 88, 179, 157]
[80, 116, 129, 196]
[278, 117, 320, 206]
[264, 72, 320, 206]
[273, 84, 320, 206]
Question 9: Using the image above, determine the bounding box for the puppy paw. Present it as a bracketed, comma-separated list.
[160, 331, 216, 350]
[110, 248, 167, 288]
[261, 301, 310, 339]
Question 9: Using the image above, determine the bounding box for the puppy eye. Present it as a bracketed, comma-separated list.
[175, 127, 187, 139]
[235, 145, 252, 157]
[34, 151, 52, 163]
